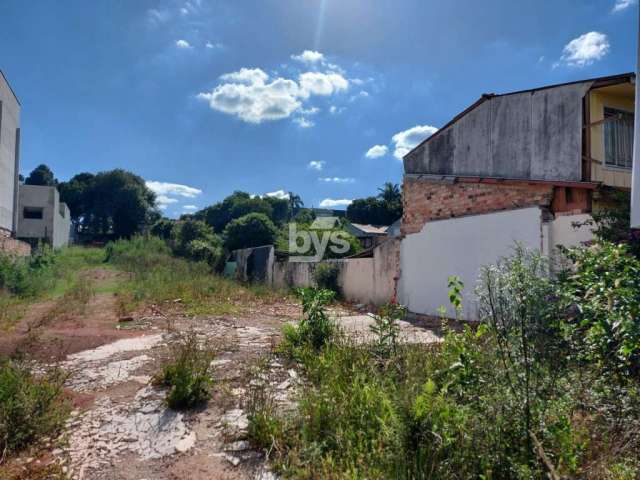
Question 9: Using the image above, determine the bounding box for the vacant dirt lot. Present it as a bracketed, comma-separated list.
[1, 266, 439, 480]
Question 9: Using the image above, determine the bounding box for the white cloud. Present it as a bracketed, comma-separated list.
[146, 181, 202, 199]
[308, 161, 325, 171]
[329, 105, 345, 115]
[612, 0, 636, 12]
[319, 198, 352, 208]
[299, 71, 349, 97]
[391, 125, 438, 160]
[291, 50, 325, 64]
[198, 65, 350, 124]
[365, 145, 388, 159]
[557, 32, 610, 68]
[319, 177, 355, 183]
[205, 41, 223, 49]
[183, 205, 198, 211]
[176, 39, 192, 49]
[220, 68, 269, 84]
[156, 195, 179, 207]
[265, 190, 290, 200]
[294, 117, 315, 128]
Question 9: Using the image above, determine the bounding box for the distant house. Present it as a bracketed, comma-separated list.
[310, 216, 342, 229]
[345, 223, 389, 249]
[17, 185, 71, 248]
[398, 72, 634, 320]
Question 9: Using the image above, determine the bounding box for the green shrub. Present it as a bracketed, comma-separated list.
[223, 213, 277, 251]
[280, 288, 335, 356]
[150, 218, 175, 240]
[313, 262, 340, 293]
[559, 242, 640, 379]
[171, 219, 225, 270]
[370, 302, 405, 359]
[0, 246, 56, 297]
[0, 360, 69, 455]
[105, 235, 171, 272]
[153, 331, 215, 410]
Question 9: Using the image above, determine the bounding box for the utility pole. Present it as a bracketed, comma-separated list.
[631, 4, 640, 227]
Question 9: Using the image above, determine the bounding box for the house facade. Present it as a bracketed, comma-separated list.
[17, 185, 72, 248]
[398, 73, 634, 320]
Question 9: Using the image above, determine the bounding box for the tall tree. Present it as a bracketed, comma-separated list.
[25, 164, 56, 186]
[58, 169, 156, 238]
[377, 182, 401, 205]
[288, 192, 304, 219]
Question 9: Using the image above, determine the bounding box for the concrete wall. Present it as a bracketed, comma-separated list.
[398, 207, 595, 321]
[546, 213, 594, 254]
[0, 71, 20, 235]
[231, 239, 400, 306]
[404, 82, 591, 182]
[17, 185, 71, 248]
[398, 207, 544, 320]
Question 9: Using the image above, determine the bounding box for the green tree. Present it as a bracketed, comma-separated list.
[223, 213, 277, 251]
[25, 164, 56, 186]
[377, 182, 401, 205]
[58, 172, 95, 225]
[59, 169, 156, 238]
[288, 192, 304, 220]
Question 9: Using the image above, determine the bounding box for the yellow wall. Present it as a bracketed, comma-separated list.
[589, 85, 634, 188]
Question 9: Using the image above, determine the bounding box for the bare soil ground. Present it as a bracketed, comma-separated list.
[1, 268, 438, 480]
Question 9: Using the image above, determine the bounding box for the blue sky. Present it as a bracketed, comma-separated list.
[0, 0, 637, 216]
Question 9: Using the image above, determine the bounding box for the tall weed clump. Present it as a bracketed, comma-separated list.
[0, 360, 69, 456]
[280, 287, 336, 357]
[153, 331, 215, 410]
[251, 243, 640, 479]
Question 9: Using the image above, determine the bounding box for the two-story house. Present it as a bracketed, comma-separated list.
[397, 73, 634, 321]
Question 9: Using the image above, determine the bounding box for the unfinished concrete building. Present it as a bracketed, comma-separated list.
[0, 70, 20, 238]
[399, 73, 635, 320]
[17, 185, 71, 248]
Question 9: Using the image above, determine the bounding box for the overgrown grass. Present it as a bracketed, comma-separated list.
[106, 236, 284, 316]
[0, 246, 105, 330]
[153, 331, 216, 410]
[249, 250, 640, 479]
[0, 360, 69, 458]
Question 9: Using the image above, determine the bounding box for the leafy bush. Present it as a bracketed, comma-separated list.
[313, 263, 340, 293]
[105, 235, 171, 272]
[280, 288, 336, 358]
[223, 213, 278, 251]
[255, 244, 640, 479]
[150, 218, 175, 240]
[0, 247, 56, 297]
[0, 360, 69, 455]
[153, 331, 215, 410]
[370, 302, 405, 358]
[559, 242, 640, 379]
[171, 219, 225, 270]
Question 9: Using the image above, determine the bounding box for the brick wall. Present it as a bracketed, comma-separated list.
[0, 236, 31, 256]
[402, 177, 555, 235]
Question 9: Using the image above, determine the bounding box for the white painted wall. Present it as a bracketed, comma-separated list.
[398, 207, 544, 320]
[548, 214, 594, 251]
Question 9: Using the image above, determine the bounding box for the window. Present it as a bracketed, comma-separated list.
[604, 107, 634, 169]
[23, 207, 43, 219]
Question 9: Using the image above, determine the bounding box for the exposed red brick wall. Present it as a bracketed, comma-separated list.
[0, 237, 31, 256]
[401, 178, 555, 235]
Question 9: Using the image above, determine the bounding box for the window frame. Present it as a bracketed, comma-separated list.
[602, 106, 634, 170]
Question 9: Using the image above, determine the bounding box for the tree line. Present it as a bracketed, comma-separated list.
[22, 164, 403, 260]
